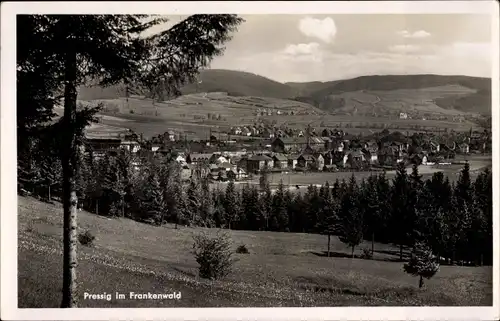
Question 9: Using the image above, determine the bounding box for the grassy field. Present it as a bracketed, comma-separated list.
[18, 196, 492, 308]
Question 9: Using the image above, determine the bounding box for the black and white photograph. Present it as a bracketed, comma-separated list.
[1, 1, 499, 320]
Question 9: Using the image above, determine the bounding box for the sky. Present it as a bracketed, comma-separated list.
[147, 14, 492, 83]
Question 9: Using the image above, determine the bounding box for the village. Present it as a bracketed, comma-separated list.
[83, 120, 492, 186]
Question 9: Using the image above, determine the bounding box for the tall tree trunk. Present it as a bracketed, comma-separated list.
[48, 185, 51, 201]
[419, 275, 424, 288]
[371, 232, 375, 255]
[351, 245, 355, 258]
[400, 244, 403, 261]
[327, 234, 331, 257]
[96, 199, 99, 215]
[61, 49, 79, 308]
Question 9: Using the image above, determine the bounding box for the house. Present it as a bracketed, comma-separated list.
[246, 154, 274, 173]
[343, 150, 365, 167]
[241, 127, 251, 136]
[231, 127, 242, 135]
[167, 130, 176, 142]
[323, 151, 333, 166]
[218, 161, 236, 172]
[175, 154, 187, 165]
[362, 148, 378, 164]
[331, 140, 346, 152]
[297, 154, 315, 169]
[187, 153, 213, 165]
[271, 137, 307, 153]
[214, 155, 229, 165]
[272, 154, 289, 169]
[430, 141, 440, 153]
[180, 164, 191, 180]
[227, 168, 248, 181]
[459, 143, 470, 154]
[377, 146, 397, 166]
[287, 154, 299, 169]
[119, 140, 141, 153]
[400, 112, 408, 119]
[313, 154, 325, 171]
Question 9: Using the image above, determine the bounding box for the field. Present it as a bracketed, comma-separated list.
[209, 155, 492, 193]
[18, 196, 492, 308]
[76, 92, 325, 140]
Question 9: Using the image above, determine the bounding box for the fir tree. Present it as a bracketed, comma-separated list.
[271, 180, 288, 231]
[259, 182, 273, 231]
[186, 177, 202, 226]
[224, 180, 240, 230]
[403, 242, 440, 288]
[316, 182, 339, 257]
[390, 162, 414, 261]
[143, 172, 167, 225]
[337, 176, 363, 258]
[455, 161, 473, 206]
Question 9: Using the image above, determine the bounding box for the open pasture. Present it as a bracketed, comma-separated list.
[18, 196, 492, 307]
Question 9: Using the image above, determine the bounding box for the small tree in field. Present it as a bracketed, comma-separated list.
[403, 242, 440, 288]
[192, 231, 235, 280]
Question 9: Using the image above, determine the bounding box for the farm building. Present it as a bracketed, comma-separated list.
[186, 153, 213, 165]
[246, 154, 274, 173]
[272, 154, 289, 169]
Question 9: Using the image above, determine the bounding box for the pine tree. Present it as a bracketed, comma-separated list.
[224, 180, 240, 229]
[141, 172, 167, 225]
[455, 161, 473, 206]
[403, 242, 440, 288]
[186, 178, 202, 226]
[360, 174, 381, 254]
[304, 184, 321, 232]
[337, 176, 363, 258]
[390, 162, 413, 261]
[241, 184, 260, 230]
[316, 182, 339, 257]
[271, 180, 288, 231]
[40, 153, 62, 201]
[259, 182, 273, 231]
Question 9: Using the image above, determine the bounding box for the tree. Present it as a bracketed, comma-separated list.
[143, 172, 167, 225]
[454, 161, 473, 206]
[390, 162, 414, 261]
[271, 180, 289, 231]
[224, 180, 240, 229]
[19, 14, 243, 307]
[316, 182, 339, 257]
[336, 175, 364, 258]
[403, 242, 440, 288]
[186, 178, 202, 226]
[40, 153, 62, 201]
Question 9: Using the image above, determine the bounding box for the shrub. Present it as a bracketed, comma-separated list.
[361, 247, 373, 260]
[78, 229, 96, 247]
[236, 244, 249, 254]
[192, 231, 235, 280]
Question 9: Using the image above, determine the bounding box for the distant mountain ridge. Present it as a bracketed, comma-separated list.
[78, 69, 491, 116]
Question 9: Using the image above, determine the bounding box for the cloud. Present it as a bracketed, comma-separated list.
[397, 30, 431, 39]
[388, 44, 421, 53]
[298, 17, 337, 43]
[283, 42, 320, 56]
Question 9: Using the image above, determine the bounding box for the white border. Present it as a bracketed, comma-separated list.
[1, 1, 499, 320]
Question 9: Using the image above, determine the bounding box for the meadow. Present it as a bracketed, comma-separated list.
[18, 195, 492, 308]
[73, 88, 481, 141]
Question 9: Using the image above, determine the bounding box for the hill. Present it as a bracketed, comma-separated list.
[79, 71, 491, 117]
[78, 69, 296, 101]
[294, 75, 491, 116]
[18, 196, 492, 307]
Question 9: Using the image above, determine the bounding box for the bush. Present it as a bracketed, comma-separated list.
[78, 229, 96, 247]
[192, 231, 235, 280]
[236, 244, 249, 254]
[361, 247, 373, 260]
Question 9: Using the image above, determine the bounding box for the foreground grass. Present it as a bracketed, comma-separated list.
[18, 196, 492, 307]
